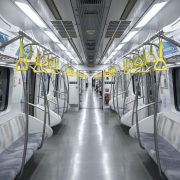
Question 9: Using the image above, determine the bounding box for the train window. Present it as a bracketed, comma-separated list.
[27, 68, 36, 116]
[27, 68, 36, 104]
[173, 68, 180, 111]
[132, 75, 135, 94]
[132, 75, 141, 96]
[146, 72, 156, 103]
[54, 75, 59, 97]
[40, 74, 50, 96]
[0, 67, 9, 111]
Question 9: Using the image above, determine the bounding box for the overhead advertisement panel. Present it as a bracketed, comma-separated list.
[163, 39, 178, 57]
[162, 31, 180, 59]
[0, 28, 19, 57]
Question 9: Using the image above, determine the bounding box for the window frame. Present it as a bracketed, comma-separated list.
[54, 74, 59, 97]
[173, 67, 180, 111]
[132, 74, 141, 96]
[39, 74, 50, 97]
[0, 67, 10, 112]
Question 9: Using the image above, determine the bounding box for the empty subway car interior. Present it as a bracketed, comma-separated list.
[0, 0, 180, 180]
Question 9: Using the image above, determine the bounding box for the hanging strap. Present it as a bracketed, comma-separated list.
[147, 45, 157, 64]
[16, 38, 29, 71]
[33, 50, 43, 73]
[154, 38, 168, 72]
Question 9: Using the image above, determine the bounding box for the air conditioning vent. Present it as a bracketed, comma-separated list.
[51, 20, 77, 38]
[80, 0, 102, 4]
[88, 55, 94, 60]
[105, 20, 131, 38]
[84, 10, 98, 15]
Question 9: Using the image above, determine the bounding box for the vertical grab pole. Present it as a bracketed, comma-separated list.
[112, 76, 116, 110]
[38, 73, 49, 148]
[134, 73, 144, 149]
[153, 70, 164, 178]
[62, 72, 68, 118]
[64, 70, 69, 110]
[122, 75, 132, 115]
[50, 75, 61, 117]
[19, 69, 29, 177]
[116, 72, 121, 121]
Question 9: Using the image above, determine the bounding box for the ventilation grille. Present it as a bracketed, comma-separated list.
[84, 10, 98, 15]
[51, 20, 77, 38]
[86, 40, 96, 51]
[80, 0, 102, 4]
[105, 20, 131, 38]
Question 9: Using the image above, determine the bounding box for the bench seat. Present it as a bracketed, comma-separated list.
[134, 113, 180, 180]
[0, 113, 52, 180]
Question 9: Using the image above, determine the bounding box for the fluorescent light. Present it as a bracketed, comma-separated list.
[70, 58, 78, 64]
[163, 17, 180, 32]
[65, 51, 71, 56]
[111, 51, 118, 56]
[122, 31, 138, 43]
[69, 55, 74, 59]
[64, 51, 77, 63]
[104, 56, 112, 64]
[72, 59, 78, 64]
[15, 1, 47, 28]
[44, 30, 60, 43]
[108, 54, 114, 59]
[115, 44, 125, 50]
[104, 59, 109, 64]
[58, 43, 67, 51]
[136, 2, 168, 28]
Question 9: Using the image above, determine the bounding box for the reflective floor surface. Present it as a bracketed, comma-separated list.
[80, 87, 103, 109]
[19, 88, 164, 180]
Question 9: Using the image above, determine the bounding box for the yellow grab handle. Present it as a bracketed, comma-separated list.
[140, 65, 150, 73]
[16, 58, 29, 71]
[16, 39, 29, 71]
[154, 58, 168, 71]
[33, 63, 43, 73]
[35, 49, 41, 63]
[154, 38, 168, 71]
[134, 55, 144, 68]
[54, 69, 61, 75]
[26, 44, 33, 60]
[147, 45, 157, 64]
[33, 49, 44, 73]
[41, 54, 48, 66]
[142, 49, 148, 64]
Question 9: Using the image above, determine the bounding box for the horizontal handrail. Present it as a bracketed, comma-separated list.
[48, 99, 57, 105]
[116, 91, 126, 96]
[137, 101, 161, 111]
[53, 90, 66, 94]
[28, 102, 46, 112]
[38, 96, 57, 105]
[125, 96, 144, 106]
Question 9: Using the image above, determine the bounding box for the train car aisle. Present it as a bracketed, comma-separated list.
[80, 86, 102, 109]
[19, 89, 162, 180]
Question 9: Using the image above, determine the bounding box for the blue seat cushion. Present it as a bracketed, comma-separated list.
[0, 133, 42, 180]
[140, 132, 180, 180]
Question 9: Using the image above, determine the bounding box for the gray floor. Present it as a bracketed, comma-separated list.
[19, 87, 164, 180]
[80, 87, 103, 109]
